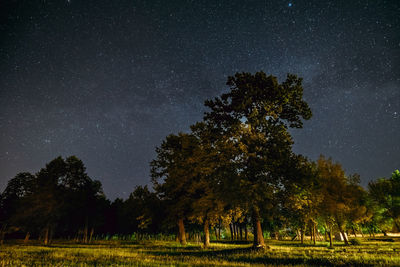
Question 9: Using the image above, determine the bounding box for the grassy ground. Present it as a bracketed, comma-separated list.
[1, 238, 399, 266]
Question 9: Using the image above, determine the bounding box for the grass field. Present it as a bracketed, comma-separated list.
[1, 238, 399, 266]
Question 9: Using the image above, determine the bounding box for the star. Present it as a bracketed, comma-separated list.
[0, 0, 398, 199]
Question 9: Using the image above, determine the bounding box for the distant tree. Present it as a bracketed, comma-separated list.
[59, 156, 105, 243]
[0, 172, 36, 241]
[108, 198, 127, 234]
[26, 156, 66, 244]
[368, 170, 400, 232]
[0, 156, 105, 244]
[203, 72, 312, 248]
[316, 156, 344, 247]
[316, 156, 368, 246]
[282, 156, 322, 245]
[124, 185, 163, 238]
[345, 177, 372, 237]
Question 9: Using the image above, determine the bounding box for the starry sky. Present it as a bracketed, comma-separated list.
[1, 0, 399, 199]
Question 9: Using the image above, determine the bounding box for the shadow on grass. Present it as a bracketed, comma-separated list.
[231, 255, 375, 266]
[270, 241, 342, 248]
[144, 246, 377, 266]
[211, 240, 252, 245]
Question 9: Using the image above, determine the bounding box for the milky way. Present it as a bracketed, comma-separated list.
[1, 0, 399, 199]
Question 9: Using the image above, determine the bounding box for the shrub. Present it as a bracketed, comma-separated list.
[350, 238, 361, 245]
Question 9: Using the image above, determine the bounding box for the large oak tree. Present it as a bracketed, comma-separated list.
[203, 72, 312, 247]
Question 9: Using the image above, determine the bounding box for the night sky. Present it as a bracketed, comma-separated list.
[1, 0, 399, 199]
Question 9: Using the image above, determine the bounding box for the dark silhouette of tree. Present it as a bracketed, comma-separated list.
[124, 185, 163, 238]
[0, 156, 105, 244]
[0, 172, 35, 242]
[151, 133, 200, 245]
[59, 156, 105, 243]
[27, 157, 66, 244]
[108, 198, 126, 235]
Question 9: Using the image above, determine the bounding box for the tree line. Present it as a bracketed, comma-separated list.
[1, 72, 399, 248]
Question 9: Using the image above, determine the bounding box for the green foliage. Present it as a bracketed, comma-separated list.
[151, 133, 200, 222]
[316, 156, 370, 246]
[368, 170, 400, 232]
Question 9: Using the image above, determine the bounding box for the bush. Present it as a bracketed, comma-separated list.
[349, 238, 361, 245]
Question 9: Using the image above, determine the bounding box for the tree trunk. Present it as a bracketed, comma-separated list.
[74, 230, 79, 242]
[177, 218, 186, 245]
[316, 228, 322, 241]
[313, 223, 316, 245]
[339, 229, 349, 246]
[239, 224, 243, 240]
[84, 217, 89, 243]
[337, 221, 349, 246]
[89, 228, 94, 243]
[393, 220, 400, 232]
[203, 219, 210, 248]
[291, 234, 297, 241]
[233, 222, 236, 240]
[44, 226, 49, 245]
[229, 223, 234, 241]
[352, 226, 357, 237]
[252, 209, 265, 248]
[0, 224, 6, 245]
[328, 230, 333, 248]
[244, 225, 248, 241]
[300, 228, 304, 244]
[24, 232, 30, 243]
[235, 222, 239, 240]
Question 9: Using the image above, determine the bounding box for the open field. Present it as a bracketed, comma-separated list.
[1, 238, 400, 266]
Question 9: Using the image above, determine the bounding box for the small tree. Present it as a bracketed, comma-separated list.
[124, 185, 162, 238]
[368, 170, 400, 232]
[282, 156, 322, 245]
[316, 156, 367, 246]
